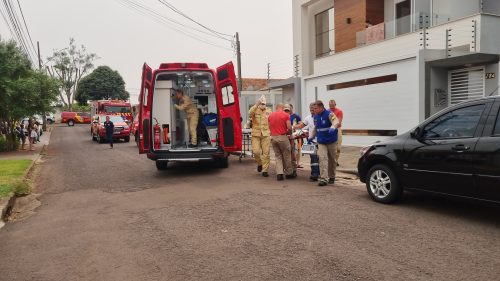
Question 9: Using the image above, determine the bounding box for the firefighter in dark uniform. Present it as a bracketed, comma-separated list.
[104, 115, 114, 148]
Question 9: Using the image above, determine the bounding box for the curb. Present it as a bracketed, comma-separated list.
[0, 143, 47, 225]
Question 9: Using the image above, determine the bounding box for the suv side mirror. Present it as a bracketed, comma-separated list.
[410, 127, 421, 139]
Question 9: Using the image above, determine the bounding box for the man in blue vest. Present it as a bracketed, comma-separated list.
[308, 100, 340, 186]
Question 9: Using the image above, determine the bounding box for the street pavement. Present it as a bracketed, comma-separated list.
[0, 124, 499, 281]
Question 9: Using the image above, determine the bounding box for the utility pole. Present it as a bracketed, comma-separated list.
[38, 41, 47, 131]
[236, 32, 242, 96]
[267, 63, 271, 93]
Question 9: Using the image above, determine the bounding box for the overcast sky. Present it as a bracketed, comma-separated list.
[0, 0, 293, 101]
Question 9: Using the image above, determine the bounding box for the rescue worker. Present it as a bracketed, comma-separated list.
[268, 103, 295, 181]
[248, 95, 271, 177]
[308, 100, 340, 186]
[104, 115, 115, 149]
[329, 99, 344, 166]
[294, 103, 319, 181]
[174, 89, 199, 148]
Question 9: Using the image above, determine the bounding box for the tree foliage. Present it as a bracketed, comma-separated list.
[47, 38, 98, 111]
[0, 40, 59, 151]
[75, 66, 129, 104]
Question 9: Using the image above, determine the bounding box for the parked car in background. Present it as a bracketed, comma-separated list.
[61, 112, 91, 126]
[358, 96, 500, 204]
[91, 115, 130, 143]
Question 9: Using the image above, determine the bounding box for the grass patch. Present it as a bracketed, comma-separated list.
[0, 159, 32, 198]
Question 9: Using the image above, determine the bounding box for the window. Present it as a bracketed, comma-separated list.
[422, 104, 485, 139]
[494, 108, 500, 136]
[221, 85, 235, 106]
[315, 8, 335, 58]
[327, 74, 397, 91]
[395, 0, 411, 35]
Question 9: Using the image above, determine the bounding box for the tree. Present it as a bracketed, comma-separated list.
[75, 66, 129, 104]
[47, 38, 98, 111]
[0, 40, 59, 151]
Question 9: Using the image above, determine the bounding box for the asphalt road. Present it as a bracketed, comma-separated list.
[0, 124, 499, 281]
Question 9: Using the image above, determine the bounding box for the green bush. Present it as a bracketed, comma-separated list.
[0, 135, 6, 152]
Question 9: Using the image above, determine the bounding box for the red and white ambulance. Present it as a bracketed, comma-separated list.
[137, 62, 242, 170]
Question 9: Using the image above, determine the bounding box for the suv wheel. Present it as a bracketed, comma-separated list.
[366, 164, 402, 203]
[156, 160, 168, 170]
[216, 157, 229, 169]
[68, 120, 75, 126]
[124, 136, 130, 142]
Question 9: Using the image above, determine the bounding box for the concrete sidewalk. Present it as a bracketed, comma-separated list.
[0, 128, 52, 226]
[239, 145, 361, 176]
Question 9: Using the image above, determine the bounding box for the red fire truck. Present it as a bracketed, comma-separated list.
[137, 62, 242, 170]
[90, 100, 133, 123]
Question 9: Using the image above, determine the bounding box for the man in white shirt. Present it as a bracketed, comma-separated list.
[293, 103, 319, 181]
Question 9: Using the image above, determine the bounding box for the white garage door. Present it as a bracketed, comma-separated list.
[448, 67, 485, 105]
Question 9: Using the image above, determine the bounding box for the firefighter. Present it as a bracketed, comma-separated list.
[174, 89, 199, 148]
[248, 95, 271, 177]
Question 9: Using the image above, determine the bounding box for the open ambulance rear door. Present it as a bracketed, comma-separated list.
[138, 63, 153, 154]
[215, 62, 242, 152]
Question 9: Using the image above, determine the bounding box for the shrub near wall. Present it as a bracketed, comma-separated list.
[0, 135, 7, 152]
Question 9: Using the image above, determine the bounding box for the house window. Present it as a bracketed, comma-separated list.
[326, 74, 397, 91]
[315, 8, 335, 58]
[395, 0, 411, 35]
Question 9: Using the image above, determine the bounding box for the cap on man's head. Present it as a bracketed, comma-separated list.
[283, 104, 291, 112]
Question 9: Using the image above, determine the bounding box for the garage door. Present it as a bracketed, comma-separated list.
[448, 67, 485, 105]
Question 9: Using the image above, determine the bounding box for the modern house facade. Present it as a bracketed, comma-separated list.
[293, 0, 500, 145]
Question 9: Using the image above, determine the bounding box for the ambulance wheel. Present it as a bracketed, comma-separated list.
[217, 157, 229, 169]
[67, 120, 74, 126]
[156, 160, 169, 170]
[124, 136, 130, 142]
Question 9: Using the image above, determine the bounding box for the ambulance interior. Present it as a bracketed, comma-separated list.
[152, 71, 218, 150]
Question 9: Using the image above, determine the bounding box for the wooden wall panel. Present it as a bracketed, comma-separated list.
[334, 0, 366, 52]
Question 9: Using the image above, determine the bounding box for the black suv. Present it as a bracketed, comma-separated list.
[358, 96, 500, 204]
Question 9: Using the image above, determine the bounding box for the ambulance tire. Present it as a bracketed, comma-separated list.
[156, 160, 169, 170]
[124, 136, 130, 142]
[67, 119, 75, 126]
[216, 157, 229, 169]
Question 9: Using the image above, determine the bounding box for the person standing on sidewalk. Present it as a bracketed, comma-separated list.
[294, 103, 319, 181]
[329, 99, 344, 166]
[104, 116, 115, 149]
[268, 103, 295, 181]
[309, 100, 340, 186]
[248, 95, 271, 177]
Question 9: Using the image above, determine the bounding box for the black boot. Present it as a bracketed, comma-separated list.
[257, 165, 262, 172]
[277, 174, 284, 181]
[262, 172, 269, 177]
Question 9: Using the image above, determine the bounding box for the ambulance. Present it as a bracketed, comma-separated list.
[137, 62, 242, 170]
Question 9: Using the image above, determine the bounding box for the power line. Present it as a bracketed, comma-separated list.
[157, 0, 233, 40]
[1, 0, 34, 62]
[0, 3, 15, 39]
[115, 0, 233, 51]
[16, 0, 37, 55]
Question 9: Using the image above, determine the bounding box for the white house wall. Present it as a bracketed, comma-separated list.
[303, 58, 419, 140]
[313, 32, 421, 76]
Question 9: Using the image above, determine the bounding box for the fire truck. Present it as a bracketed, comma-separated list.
[90, 100, 133, 123]
[137, 62, 242, 170]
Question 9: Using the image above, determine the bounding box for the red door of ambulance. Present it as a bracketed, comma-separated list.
[216, 62, 242, 152]
[138, 63, 153, 154]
